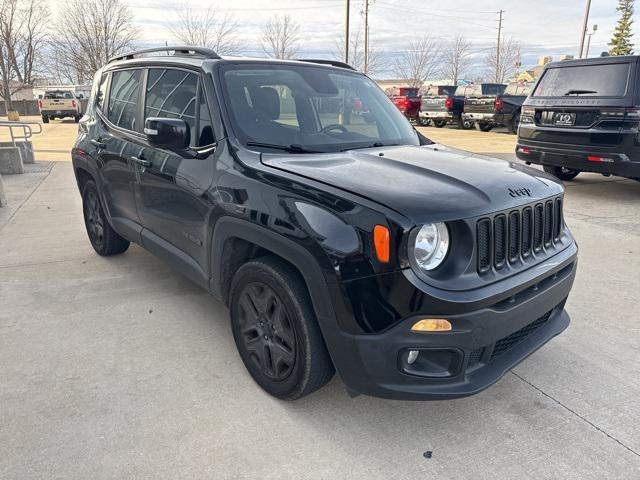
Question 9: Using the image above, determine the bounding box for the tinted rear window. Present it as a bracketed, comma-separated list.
[505, 83, 534, 96]
[533, 63, 631, 97]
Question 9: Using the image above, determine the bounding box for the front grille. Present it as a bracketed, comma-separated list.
[490, 311, 553, 361]
[476, 197, 563, 273]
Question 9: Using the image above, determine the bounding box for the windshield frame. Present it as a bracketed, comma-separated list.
[215, 61, 420, 154]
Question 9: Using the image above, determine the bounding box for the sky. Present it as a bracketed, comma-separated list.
[51, 0, 635, 79]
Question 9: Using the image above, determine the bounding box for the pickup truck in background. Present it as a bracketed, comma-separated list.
[418, 85, 476, 129]
[38, 90, 82, 123]
[463, 83, 534, 134]
[417, 85, 457, 126]
[387, 87, 421, 122]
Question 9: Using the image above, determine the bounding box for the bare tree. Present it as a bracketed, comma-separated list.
[0, 0, 48, 111]
[486, 37, 520, 83]
[51, 0, 137, 84]
[440, 36, 473, 85]
[393, 35, 441, 88]
[167, 2, 240, 55]
[335, 25, 386, 77]
[262, 15, 300, 60]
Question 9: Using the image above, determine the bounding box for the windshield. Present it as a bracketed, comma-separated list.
[533, 63, 631, 97]
[219, 63, 419, 153]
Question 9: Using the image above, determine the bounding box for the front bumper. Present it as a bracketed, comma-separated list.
[328, 244, 577, 400]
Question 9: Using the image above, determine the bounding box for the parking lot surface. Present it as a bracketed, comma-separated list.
[1, 123, 639, 479]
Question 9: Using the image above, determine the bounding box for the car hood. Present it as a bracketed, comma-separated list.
[262, 144, 563, 223]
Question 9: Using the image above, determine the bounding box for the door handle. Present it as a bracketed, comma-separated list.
[131, 155, 152, 168]
[90, 138, 106, 149]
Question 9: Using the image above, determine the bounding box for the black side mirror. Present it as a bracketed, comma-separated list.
[144, 117, 190, 152]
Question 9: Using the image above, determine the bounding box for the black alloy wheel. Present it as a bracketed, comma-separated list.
[236, 282, 297, 381]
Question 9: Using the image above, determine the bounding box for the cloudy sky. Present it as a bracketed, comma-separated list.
[63, 0, 637, 79]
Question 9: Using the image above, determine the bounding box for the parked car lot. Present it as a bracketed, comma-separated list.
[1, 118, 639, 478]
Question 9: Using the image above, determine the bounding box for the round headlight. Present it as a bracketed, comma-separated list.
[414, 223, 450, 271]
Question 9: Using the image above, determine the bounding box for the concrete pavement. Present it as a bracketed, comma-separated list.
[1, 154, 639, 478]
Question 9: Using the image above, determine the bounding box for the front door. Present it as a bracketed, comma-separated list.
[97, 68, 145, 237]
[133, 68, 217, 286]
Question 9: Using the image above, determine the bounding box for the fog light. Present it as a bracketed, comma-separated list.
[411, 319, 452, 332]
[407, 350, 419, 364]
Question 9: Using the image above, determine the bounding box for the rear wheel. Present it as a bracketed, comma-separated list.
[458, 117, 474, 130]
[42, 115, 49, 124]
[230, 257, 335, 400]
[74, 114, 81, 123]
[543, 165, 581, 181]
[433, 119, 447, 128]
[82, 180, 130, 256]
[417, 116, 430, 127]
[477, 122, 494, 132]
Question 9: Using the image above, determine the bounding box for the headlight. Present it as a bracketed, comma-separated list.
[413, 223, 450, 271]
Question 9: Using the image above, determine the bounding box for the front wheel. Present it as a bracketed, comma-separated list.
[82, 180, 130, 256]
[433, 119, 447, 128]
[543, 165, 581, 181]
[230, 257, 335, 400]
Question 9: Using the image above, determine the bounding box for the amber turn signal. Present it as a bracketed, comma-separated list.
[411, 319, 452, 332]
[373, 225, 390, 263]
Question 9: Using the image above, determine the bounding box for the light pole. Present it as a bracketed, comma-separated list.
[585, 24, 598, 58]
[578, 0, 592, 58]
[345, 0, 350, 63]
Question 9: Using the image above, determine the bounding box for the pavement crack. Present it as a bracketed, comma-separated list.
[511, 371, 640, 459]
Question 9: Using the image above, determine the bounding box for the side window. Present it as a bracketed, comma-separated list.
[95, 74, 109, 111]
[108, 69, 141, 131]
[145, 69, 197, 146]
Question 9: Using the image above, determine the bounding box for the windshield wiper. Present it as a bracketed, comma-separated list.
[246, 141, 322, 154]
[340, 142, 399, 152]
[563, 89, 598, 96]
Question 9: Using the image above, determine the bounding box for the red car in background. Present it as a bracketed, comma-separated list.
[387, 87, 421, 121]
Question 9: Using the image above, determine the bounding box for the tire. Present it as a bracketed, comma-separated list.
[82, 180, 130, 256]
[230, 257, 335, 400]
[42, 115, 49, 123]
[433, 119, 447, 128]
[511, 113, 521, 134]
[478, 122, 494, 132]
[458, 117, 474, 130]
[74, 114, 81, 123]
[417, 116, 430, 127]
[543, 165, 581, 181]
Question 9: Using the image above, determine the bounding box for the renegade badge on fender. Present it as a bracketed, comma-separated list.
[72, 46, 578, 400]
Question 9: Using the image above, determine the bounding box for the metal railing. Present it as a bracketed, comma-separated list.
[0, 120, 43, 146]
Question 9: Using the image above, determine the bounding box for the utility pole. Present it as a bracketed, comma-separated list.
[578, 0, 592, 58]
[496, 9, 504, 83]
[585, 24, 598, 58]
[363, 0, 370, 74]
[345, 0, 351, 63]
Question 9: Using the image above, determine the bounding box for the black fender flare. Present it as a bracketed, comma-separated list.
[209, 216, 358, 380]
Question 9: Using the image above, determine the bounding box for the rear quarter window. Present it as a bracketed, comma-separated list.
[533, 63, 631, 97]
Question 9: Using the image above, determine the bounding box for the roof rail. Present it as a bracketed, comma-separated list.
[108, 46, 221, 64]
[297, 59, 356, 71]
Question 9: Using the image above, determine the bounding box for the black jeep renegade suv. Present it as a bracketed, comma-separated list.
[72, 47, 578, 400]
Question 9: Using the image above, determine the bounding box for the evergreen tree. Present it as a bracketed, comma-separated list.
[609, 0, 635, 56]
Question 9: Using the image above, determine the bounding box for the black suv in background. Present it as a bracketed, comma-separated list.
[517, 56, 640, 181]
[72, 47, 578, 400]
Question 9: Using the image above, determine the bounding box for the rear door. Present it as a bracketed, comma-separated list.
[525, 61, 635, 146]
[133, 67, 217, 286]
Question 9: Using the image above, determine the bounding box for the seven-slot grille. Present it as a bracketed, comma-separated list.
[477, 196, 563, 273]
